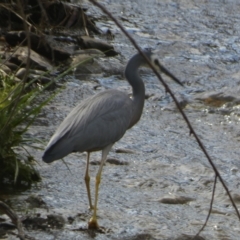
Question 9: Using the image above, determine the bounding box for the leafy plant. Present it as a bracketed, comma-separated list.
[0, 72, 55, 187]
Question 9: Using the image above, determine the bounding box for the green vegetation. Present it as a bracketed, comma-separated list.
[0, 72, 54, 187]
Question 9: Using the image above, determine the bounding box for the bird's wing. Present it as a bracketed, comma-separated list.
[43, 90, 133, 161]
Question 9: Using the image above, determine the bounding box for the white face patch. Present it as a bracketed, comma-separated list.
[150, 53, 161, 72]
[149, 53, 183, 87]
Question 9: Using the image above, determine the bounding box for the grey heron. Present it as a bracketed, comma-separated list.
[42, 49, 183, 229]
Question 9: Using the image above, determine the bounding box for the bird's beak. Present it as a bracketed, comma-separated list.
[155, 60, 184, 87]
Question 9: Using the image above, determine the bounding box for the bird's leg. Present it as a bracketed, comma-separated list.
[88, 144, 113, 229]
[84, 152, 93, 210]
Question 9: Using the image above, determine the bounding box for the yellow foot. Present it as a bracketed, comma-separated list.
[88, 217, 99, 229]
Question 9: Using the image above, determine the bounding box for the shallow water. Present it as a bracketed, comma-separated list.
[3, 0, 240, 239]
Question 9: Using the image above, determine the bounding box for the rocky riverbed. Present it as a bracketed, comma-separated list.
[2, 0, 240, 239]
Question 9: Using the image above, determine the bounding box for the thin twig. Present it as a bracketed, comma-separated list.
[0, 201, 26, 240]
[89, 0, 240, 221]
[81, 7, 89, 36]
[195, 175, 218, 237]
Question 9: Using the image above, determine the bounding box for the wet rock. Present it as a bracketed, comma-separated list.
[0, 221, 30, 240]
[90, 158, 129, 165]
[99, 58, 125, 77]
[115, 233, 157, 240]
[25, 194, 47, 208]
[0, 64, 11, 74]
[16, 68, 51, 80]
[29, 74, 54, 86]
[15, 68, 27, 79]
[4, 62, 19, 71]
[77, 36, 118, 56]
[90, 160, 101, 165]
[47, 214, 65, 229]
[106, 158, 129, 165]
[211, 208, 228, 215]
[67, 216, 75, 224]
[230, 167, 238, 174]
[115, 148, 136, 154]
[138, 179, 158, 188]
[0, 216, 7, 222]
[22, 215, 48, 230]
[72, 49, 104, 61]
[72, 49, 103, 77]
[22, 213, 65, 230]
[74, 64, 102, 78]
[14, 68, 55, 88]
[0, 222, 16, 230]
[5, 31, 70, 61]
[159, 195, 195, 204]
[8, 46, 55, 71]
[195, 92, 237, 107]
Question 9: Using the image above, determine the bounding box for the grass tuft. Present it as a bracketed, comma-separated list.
[0, 73, 56, 187]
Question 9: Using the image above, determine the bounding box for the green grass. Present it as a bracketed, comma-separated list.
[0, 73, 55, 187]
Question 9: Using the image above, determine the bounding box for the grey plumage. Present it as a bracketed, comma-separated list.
[42, 50, 183, 228]
[43, 90, 134, 162]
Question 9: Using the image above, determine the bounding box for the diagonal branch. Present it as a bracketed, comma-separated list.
[89, 0, 240, 221]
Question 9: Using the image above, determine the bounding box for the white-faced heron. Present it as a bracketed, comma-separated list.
[42, 49, 183, 229]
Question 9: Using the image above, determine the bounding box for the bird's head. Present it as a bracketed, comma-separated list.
[140, 48, 184, 87]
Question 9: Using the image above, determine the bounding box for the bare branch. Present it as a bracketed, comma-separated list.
[195, 175, 218, 237]
[89, 0, 240, 222]
[0, 201, 26, 240]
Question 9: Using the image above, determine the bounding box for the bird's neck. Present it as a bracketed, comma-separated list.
[125, 56, 145, 128]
